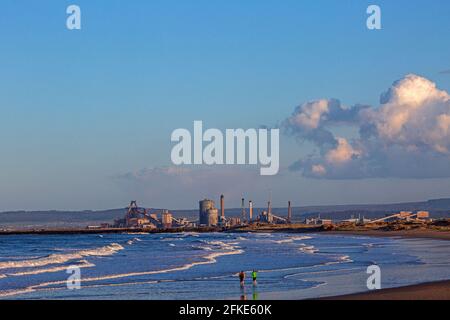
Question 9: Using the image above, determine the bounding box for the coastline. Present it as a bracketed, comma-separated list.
[325, 229, 450, 241]
[0, 226, 448, 300]
[234, 222, 450, 241]
[0, 226, 226, 236]
[232, 223, 450, 241]
[1, 224, 449, 241]
[241, 225, 450, 300]
[324, 280, 450, 300]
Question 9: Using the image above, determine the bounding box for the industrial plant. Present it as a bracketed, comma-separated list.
[197, 195, 293, 227]
[113, 201, 192, 230]
[111, 196, 434, 231]
[112, 195, 295, 230]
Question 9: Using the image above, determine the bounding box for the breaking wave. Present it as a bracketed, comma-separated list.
[298, 244, 319, 254]
[0, 240, 243, 298]
[0, 243, 124, 271]
[273, 235, 313, 244]
[5, 260, 95, 277]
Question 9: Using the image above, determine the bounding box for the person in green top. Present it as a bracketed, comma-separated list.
[252, 270, 258, 286]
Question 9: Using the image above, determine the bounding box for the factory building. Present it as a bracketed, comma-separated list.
[259, 211, 274, 223]
[206, 208, 219, 226]
[379, 211, 431, 223]
[199, 199, 219, 226]
[305, 215, 333, 226]
[161, 210, 173, 228]
[343, 215, 371, 224]
[228, 217, 241, 226]
[416, 211, 430, 219]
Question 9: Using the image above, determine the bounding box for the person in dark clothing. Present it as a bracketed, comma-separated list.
[239, 271, 245, 287]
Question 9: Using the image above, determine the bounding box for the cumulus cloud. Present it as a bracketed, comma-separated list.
[325, 138, 361, 165]
[285, 74, 450, 179]
[283, 99, 369, 148]
[364, 75, 450, 153]
[285, 99, 368, 130]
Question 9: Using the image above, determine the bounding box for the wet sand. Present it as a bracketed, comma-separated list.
[234, 222, 450, 241]
[325, 280, 450, 300]
[324, 231, 450, 300]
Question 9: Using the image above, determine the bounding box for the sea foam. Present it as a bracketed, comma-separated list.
[0, 243, 124, 270]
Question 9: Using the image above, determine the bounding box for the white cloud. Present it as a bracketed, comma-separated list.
[283, 98, 370, 149]
[311, 164, 327, 176]
[285, 74, 450, 179]
[325, 138, 361, 165]
[287, 99, 331, 130]
[363, 74, 450, 153]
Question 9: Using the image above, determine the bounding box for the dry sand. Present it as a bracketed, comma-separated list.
[327, 229, 450, 241]
[325, 280, 450, 300]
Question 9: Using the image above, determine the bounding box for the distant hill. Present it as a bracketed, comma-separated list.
[280, 198, 450, 221]
[0, 208, 126, 229]
[274, 199, 450, 220]
[1, 198, 449, 229]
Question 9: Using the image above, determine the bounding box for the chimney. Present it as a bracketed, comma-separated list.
[220, 195, 225, 220]
[249, 201, 253, 222]
[288, 201, 292, 223]
[241, 198, 246, 221]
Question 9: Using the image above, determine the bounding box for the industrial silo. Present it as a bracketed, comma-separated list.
[207, 208, 219, 227]
[199, 199, 215, 226]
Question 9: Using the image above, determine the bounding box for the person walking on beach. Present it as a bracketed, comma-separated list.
[252, 270, 258, 286]
[239, 271, 245, 287]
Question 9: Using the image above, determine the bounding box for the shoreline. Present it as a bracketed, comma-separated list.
[323, 280, 450, 300]
[0, 226, 228, 236]
[1, 225, 449, 241]
[0, 226, 448, 300]
[325, 229, 450, 241]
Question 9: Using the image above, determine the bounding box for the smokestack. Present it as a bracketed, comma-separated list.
[220, 194, 225, 220]
[288, 201, 292, 223]
[249, 201, 253, 222]
[241, 198, 246, 221]
[268, 201, 272, 215]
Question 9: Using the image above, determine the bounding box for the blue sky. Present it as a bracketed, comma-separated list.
[1, 0, 450, 210]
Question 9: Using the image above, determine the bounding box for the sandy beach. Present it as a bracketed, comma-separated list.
[326, 229, 450, 241]
[325, 280, 450, 300]
[233, 220, 450, 242]
[322, 229, 450, 300]
[238, 225, 450, 300]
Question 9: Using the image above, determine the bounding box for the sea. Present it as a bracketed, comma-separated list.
[0, 232, 449, 300]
